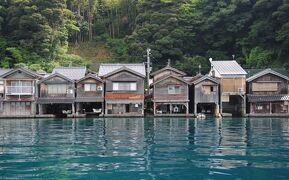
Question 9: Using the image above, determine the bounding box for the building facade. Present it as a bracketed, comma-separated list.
[246, 69, 289, 116]
[0, 68, 41, 116]
[190, 75, 220, 116]
[99, 64, 146, 116]
[209, 60, 247, 116]
[37, 73, 75, 115]
[151, 64, 190, 116]
[75, 74, 104, 115]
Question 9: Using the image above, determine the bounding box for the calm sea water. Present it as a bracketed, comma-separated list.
[0, 118, 289, 179]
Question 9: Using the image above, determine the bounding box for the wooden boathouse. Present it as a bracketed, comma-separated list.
[246, 69, 289, 116]
[99, 64, 146, 116]
[151, 62, 190, 116]
[209, 59, 247, 116]
[0, 67, 41, 116]
[189, 74, 220, 116]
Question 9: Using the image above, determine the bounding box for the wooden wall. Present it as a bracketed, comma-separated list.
[194, 79, 219, 104]
[76, 78, 103, 98]
[248, 74, 288, 95]
[221, 77, 246, 93]
[153, 77, 188, 101]
[105, 71, 144, 95]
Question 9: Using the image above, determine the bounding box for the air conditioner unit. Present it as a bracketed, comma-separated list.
[97, 86, 103, 91]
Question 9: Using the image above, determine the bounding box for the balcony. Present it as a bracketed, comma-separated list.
[6, 86, 34, 95]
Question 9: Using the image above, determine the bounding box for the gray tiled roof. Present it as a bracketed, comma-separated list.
[247, 94, 289, 102]
[246, 68, 289, 82]
[98, 63, 146, 77]
[246, 68, 289, 79]
[52, 67, 87, 80]
[0, 69, 11, 76]
[211, 60, 247, 75]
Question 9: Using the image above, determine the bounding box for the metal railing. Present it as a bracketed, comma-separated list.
[6, 86, 34, 95]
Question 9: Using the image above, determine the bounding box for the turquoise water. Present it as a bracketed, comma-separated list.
[0, 118, 289, 179]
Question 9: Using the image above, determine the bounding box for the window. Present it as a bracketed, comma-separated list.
[168, 85, 181, 94]
[84, 84, 97, 92]
[252, 82, 278, 92]
[112, 82, 137, 91]
[11, 81, 32, 86]
[48, 84, 67, 94]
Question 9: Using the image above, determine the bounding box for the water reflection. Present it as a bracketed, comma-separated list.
[0, 117, 289, 179]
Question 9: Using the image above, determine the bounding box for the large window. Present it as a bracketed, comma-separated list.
[84, 84, 97, 92]
[252, 82, 278, 92]
[11, 81, 32, 86]
[48, 84, 67, 94]
[168, 85, 181, 94]
[112, 82, 137, 91]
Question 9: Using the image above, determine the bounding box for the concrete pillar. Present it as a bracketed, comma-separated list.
[270, 102, 272, 114]
[153, 102, 156, 115]
[72, 103, 75, 114]
[186, 103, 189, 115]
[38, 104, 43, 115]
[215, 103, 219, 116]
[169, 104, 172, 114]
[31, 102, 36, 115]
[194, 103, 197, 115]
[242, 96, 246, 116]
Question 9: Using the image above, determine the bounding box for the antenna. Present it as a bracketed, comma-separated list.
[232, 54, 235, 60]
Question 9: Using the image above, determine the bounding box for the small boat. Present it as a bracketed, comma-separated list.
[197, 113, 206, 119]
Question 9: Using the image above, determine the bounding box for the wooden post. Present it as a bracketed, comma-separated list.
[270, 102, 272, 114]
[153, 102, 156, 115]
[169, 104, 172, 114]
[186, 102, 189, 115]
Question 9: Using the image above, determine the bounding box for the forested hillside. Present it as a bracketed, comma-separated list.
[0, 0, 289, 73]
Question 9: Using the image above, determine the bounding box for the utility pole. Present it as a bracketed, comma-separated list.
[146, 48, 151, 85]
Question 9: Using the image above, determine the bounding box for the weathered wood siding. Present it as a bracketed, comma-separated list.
[105, 71, 144, 95]
[153, 70, 183, 82]
[221, 77, 246, 93]
[194, 80, 219, 104]
[76, 78, 103, 98]
[39, 76, 74, 98]
[248, 74, 288, 95]
[154, 77, 188, 101]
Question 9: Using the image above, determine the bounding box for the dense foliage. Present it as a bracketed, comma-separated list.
[0, 0, 289, 73]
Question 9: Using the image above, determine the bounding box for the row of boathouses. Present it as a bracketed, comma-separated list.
[0, 59, 288, 117]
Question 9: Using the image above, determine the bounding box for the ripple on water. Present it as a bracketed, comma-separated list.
[0, 117, 289, 179]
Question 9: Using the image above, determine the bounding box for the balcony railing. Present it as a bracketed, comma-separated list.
[6, 86, 34, 95]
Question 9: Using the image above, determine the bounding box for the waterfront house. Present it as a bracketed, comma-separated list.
[0, 69, 11, 114]
[75, 73, 104, 116]
[189, 74, 220, 116]
[98, 64, 146, 116]
[37, 67, 86, 116]
[37, 73, 75, 115]
[151, 63, 190, 116]
[246, 69, 289, 116]
[209, 59, 247, 116]
[0, 67, 41, 116]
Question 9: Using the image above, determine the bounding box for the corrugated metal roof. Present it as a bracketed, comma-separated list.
[211, 60, 247, 75]
[98, 63, 146, 77]
[247, 94, 289, 102]
[52, 67, 87, 80]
